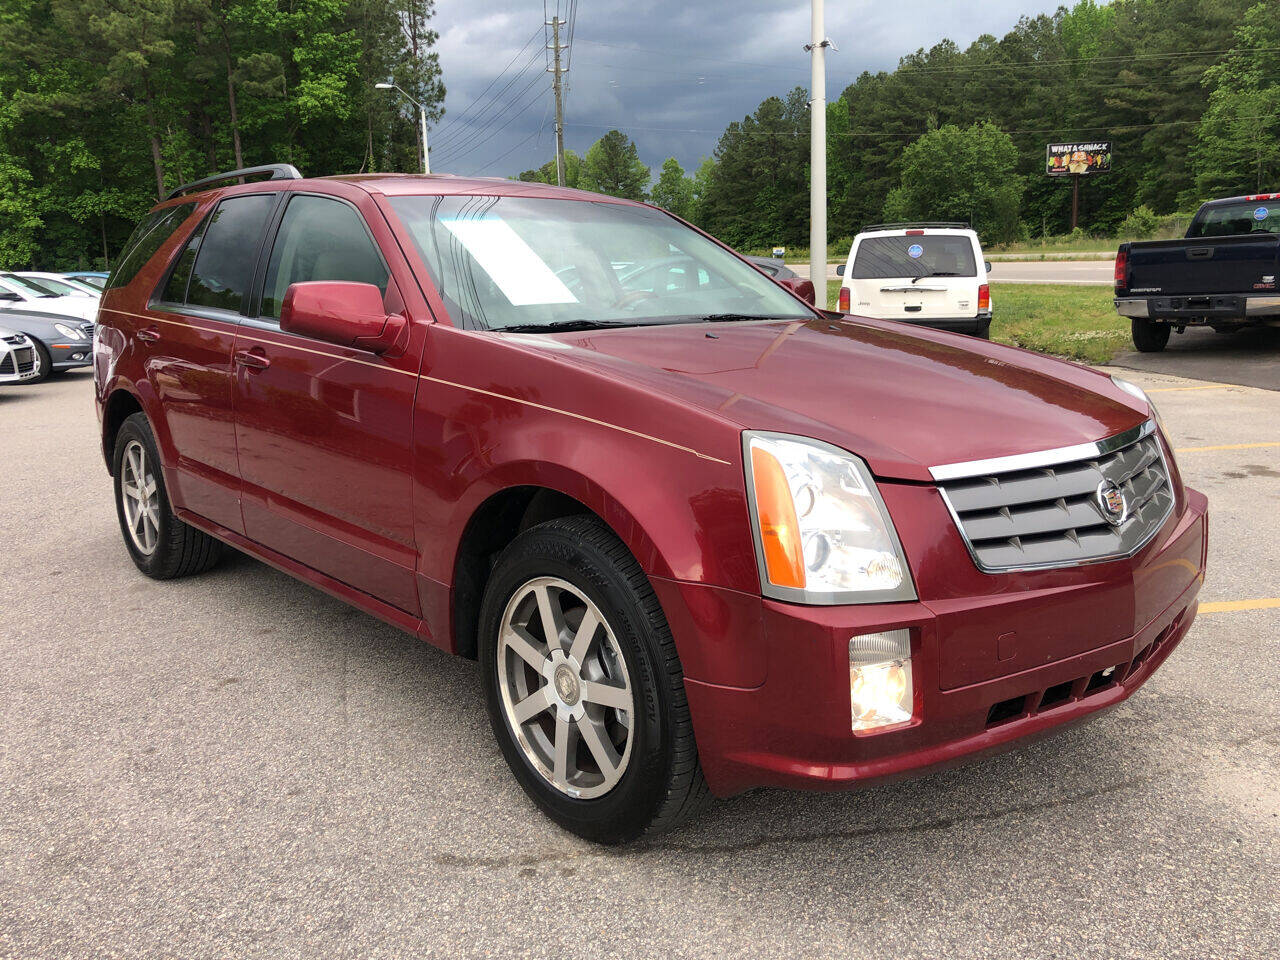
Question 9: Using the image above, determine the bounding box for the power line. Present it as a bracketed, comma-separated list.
[431, 27, 542, 142]
[432, 45, 545, 151]
[434, 72, 548, 165]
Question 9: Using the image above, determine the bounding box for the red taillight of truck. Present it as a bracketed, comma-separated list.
[838, 286, 850, 312]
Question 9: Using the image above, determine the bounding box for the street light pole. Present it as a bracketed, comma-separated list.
[375, 80, 430, 174]
[807, 0, 829, 309]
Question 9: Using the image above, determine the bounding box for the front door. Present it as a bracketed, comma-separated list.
[232, 192, 423, 614]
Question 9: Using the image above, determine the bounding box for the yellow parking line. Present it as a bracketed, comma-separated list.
[1147, 384, 1233, 394]
[1174, 441, 1280, 453]
[1199, 598, 1280, 614]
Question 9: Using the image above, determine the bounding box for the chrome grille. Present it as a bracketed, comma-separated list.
[932, 421, 1174, 572]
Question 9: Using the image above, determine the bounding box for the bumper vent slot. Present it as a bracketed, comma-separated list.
[936, 422, 1175, 571]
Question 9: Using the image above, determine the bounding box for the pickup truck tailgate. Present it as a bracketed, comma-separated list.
[1123, 233, 1279, 295]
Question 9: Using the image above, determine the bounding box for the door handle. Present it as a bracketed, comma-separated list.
[234, 348, 271, 371]
[136, 325, 160, 343]
[1186, 247, 1214, 260]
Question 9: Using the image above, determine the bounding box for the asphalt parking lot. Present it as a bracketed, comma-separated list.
[2, 368, 1278, 959]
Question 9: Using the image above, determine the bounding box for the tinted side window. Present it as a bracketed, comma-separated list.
[159, 216, 209, 304]
[106, 203, 196, 291]
[261, 195, 389, 320]
[186, 194, 275, 312]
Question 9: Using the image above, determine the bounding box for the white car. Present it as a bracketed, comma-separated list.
[0, 326, 39, 384]
[14, 271, 101, 298]
[0, 274, 99, 323]
[835, 222, 992, 338]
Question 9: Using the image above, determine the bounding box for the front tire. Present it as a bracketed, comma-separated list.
[479, 516, 709, 843]
[1132, 318, 1170, 352]
[113, 412, 223, 579]
[28, 339, 52, 382]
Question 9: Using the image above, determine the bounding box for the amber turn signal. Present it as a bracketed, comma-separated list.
[750, 445, 805, 589]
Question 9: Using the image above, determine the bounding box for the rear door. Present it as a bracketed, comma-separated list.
[232, 190, 423, 614]
[143, 192, 278, 534]
[849, 232, 979, 321]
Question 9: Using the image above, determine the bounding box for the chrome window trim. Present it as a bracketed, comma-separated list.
[933, 420, 1174, 574]
[929, 420, 1155, 483]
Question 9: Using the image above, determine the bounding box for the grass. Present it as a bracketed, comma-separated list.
[824, 282, 1129, 364]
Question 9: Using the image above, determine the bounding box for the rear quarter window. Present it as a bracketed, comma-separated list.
[852, 236, 977, 279]
[105, 203, 197, 291]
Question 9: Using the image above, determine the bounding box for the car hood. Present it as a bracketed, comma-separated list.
[518, 317, 1146, 482]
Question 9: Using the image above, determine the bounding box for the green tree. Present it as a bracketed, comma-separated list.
[700, 87, 810, 248]
[579, 130, 649, 200]
[882, 122, 1022, 242]
[517, 150, 582, 188]
[1186, 2, 1280, 201]
[649, 157, 696, 220]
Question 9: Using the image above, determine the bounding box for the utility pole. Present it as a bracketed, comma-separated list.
[548, 16, 568, 187]
[806, 0, 831, 308]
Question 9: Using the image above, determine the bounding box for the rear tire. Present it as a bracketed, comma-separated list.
[1132, 318, 1170, 352]
[478, 516, 710, 844]
[113, 413, 223, 579]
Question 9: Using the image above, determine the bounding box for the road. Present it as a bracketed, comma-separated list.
[793, 259, 1115, 285]
[2, 371, 1278, 959]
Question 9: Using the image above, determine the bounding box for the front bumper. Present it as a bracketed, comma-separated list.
[48, 341, 94, 369]
[673, 487, 1208, 797]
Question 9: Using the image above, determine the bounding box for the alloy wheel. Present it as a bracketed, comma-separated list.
[496, 577, 634, 799]
[120, 439, 160, 555]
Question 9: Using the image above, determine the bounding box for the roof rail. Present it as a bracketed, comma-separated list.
[165, 163, 303, 201]
[860, 221, 971, 232]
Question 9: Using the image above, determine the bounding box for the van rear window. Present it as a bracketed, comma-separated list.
[852, 236, 976, 280]
[106, 203, 197, 291]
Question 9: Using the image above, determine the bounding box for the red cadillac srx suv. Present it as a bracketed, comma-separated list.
[95, 165, 1208, 843]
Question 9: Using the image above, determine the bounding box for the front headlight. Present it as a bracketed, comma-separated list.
[744, 432, 916, 604]
[1111, 374, 1162, 427]
[54, 322, 85, 340]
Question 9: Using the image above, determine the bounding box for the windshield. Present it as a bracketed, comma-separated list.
[388, 195, 813, 331]
[1188, 201, 1280, 238]
[2, 274, 59, 297]
[852, 235, 977, 280]
[22, 275, 88, 296]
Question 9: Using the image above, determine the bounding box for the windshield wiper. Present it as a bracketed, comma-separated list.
[498, 319, 644, 334]
[682, 313, 811, 323]
[911, 272, 962, 283]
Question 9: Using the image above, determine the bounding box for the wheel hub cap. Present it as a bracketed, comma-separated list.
[120, 439, 160, 556]
[496, 577, 635, 799]
[553, 663, 580, 706]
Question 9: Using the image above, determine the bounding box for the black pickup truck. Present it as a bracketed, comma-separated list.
[1114, 192, 1280, 351]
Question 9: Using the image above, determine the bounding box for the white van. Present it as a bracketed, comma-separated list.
[836, 223, 991, 338]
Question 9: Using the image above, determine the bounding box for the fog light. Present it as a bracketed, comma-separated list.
[849, 628, 914, 733]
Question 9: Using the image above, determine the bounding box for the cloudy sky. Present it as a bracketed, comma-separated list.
[427, 0, 1065, 179]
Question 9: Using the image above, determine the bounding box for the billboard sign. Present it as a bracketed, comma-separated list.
[1046, 141, 1111, 177]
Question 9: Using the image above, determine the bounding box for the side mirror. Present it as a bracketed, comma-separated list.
[777, 277, 816, 305]
[984, 261, 992, 273]
[280, 281, 406, 355]
[835, 263, 846, 276]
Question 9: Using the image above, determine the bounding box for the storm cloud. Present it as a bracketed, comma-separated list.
[429, 0, 1065, 179]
